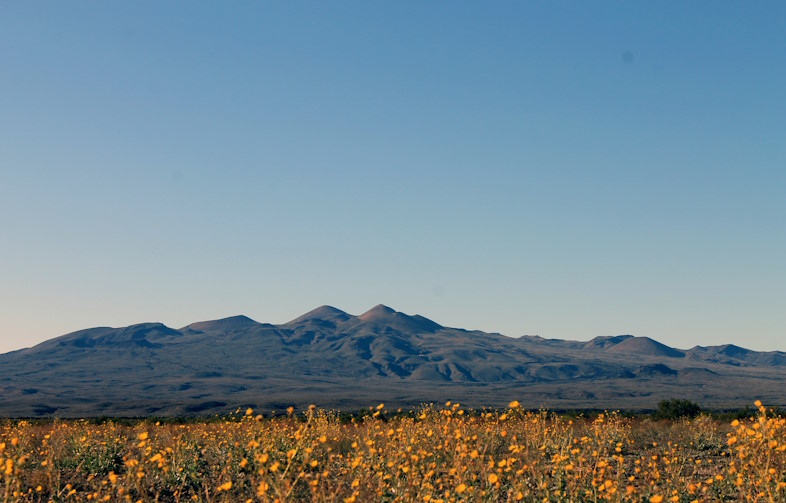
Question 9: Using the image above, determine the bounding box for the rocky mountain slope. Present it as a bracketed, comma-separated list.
[1, 305, 784, 416]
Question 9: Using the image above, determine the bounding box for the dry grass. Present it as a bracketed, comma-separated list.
[1, 400, 785, 502]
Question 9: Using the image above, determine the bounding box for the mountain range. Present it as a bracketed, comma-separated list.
[1, 305, 784, 417]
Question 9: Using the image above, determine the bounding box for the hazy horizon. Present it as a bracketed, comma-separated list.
[2, 2, 784, 354]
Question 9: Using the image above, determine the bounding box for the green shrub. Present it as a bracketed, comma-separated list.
[654, 398, 701, 419]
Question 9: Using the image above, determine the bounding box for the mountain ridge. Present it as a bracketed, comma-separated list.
[1, 305, 785, 417]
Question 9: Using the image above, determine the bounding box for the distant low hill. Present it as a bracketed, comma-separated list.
[1, 305, 784, 417]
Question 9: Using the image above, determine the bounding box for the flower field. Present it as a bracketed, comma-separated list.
[1, 401, 785, 502]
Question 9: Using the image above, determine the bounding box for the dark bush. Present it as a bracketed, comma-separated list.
[654, 398, 701, 419]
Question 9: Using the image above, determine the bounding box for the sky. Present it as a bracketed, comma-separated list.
[1, 2, 785, 353]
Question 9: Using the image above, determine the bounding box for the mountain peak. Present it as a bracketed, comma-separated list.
[353, 305, 443, 333]
[715, 344, 751, 358]
[358, 304, 396, 321]
[583, 335, 634, 349]
[287, 305, 351, 324]
[604, 336, 685, 358]
[184, 315, 258, 332]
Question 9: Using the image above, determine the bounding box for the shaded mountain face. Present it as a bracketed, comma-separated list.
[1, 305, 785, 417]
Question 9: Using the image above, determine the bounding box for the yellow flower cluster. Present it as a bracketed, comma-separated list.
[0, 401, 785, 501]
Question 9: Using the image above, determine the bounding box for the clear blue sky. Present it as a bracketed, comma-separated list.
[1, 2, 784, 353]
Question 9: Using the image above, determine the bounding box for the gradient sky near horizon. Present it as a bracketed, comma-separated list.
[1, 2, 785, 354]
